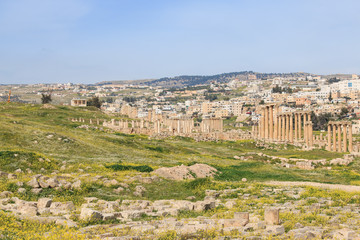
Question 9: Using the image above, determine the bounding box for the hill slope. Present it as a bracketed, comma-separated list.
[0, 102, 355, 186]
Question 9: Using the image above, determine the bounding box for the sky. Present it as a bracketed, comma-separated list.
[0, 0, 359, 84]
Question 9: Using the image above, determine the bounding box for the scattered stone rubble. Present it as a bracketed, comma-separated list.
[153, 164, 218, 180]
[252, 153, 354, 170]
[1, 183, 360, 239]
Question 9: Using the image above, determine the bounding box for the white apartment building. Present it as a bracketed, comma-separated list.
[330, 79, 360, 93]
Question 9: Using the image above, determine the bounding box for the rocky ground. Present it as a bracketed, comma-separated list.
[1, 165, 360, 239]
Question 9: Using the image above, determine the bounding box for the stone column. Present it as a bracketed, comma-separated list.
[285, 114, 289, 141]
[309, 122, 313, 147]
[343, 124, 348, 152]
[332, 124, 337, 152]
[294, 113, 298, 141]
[298, 113, 302, 140]
[269, 105, 274, 140]
[303, 114, 307, 139]
[327, 124, 331, 151]
[277, 115, 281, 140]
[337, 123, 341, 152]
[304, 122, 309, 146]
[304, 120, 307, 143]
[274, 115, 278, 140]
[261, 108, 265, 139]
[349, 124, 353, 152]
[289, 114, 293, 143]
[265, 106, 269, 139]
[282, 115, 285, 141]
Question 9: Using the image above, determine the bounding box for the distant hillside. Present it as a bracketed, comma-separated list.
[96, 71, 314, 88]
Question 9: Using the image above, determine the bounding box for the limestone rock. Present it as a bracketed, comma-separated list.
[0, 191, 12, 198]
[72, 180, 81, 190]
[38, 198, 53, 208]
[153, 164, 217, 180]
[27, 178, 40, 188]
[17, 188, 26, 194]
[80, 208, 103, 221]
[8, 174, 17, 179]
[265, 208, 280, 225]
[113, 187, 124, 194]
[31, 188, 42, 194]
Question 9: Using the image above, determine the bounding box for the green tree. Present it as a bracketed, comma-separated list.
[204, 94, 218, 101]
[87, 96, 102, 108]
[41, 91, 52, 104]
[339, 107, 349, 119]
[328, 92, 333, 102]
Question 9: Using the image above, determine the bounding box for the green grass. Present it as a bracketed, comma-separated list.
[0, 150, 58, 172]
[0, 102, 359, 190]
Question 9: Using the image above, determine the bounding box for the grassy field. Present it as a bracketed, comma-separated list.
[0, 102, 359, 189]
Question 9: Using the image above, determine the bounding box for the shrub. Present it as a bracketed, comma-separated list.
[105, 163, 153, 173]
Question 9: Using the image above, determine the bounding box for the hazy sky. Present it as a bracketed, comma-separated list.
[0, 0, 359, 84]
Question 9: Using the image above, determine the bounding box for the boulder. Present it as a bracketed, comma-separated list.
[17, 188, 26, 194]
[47, 178, 60, 188]
[153, 164, 217, 181]
[133, 185, 146, 197]
[31, 188, 42, 194]
[27, 178, 40, 188]
[38, 198, 53, 208]
[0, 191, 12, 198]
[113, 187, 124, 194]
[80, 208, 103, 221]
[18, 203, 38, 216]
[38, 177, 50, 188]
[72, 180, 81, 190]
[55, 219, 78, 228]
[8, 174, 17, 179]
[234, 212, 250, 226]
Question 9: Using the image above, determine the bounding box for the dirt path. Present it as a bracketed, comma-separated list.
[265, 181, 360, 192]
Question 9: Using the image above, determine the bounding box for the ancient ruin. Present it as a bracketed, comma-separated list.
[253, 105, 353, 153]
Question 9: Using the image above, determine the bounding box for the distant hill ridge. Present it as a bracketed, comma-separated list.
[96, 71, 317, 88]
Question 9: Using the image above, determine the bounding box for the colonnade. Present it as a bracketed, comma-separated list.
[256, 105, 313, 146]
[163, 118, 194, 134]
[327, 121, 352, 152]
[200, 118, 223, 133]
[105, 119, 149, 129]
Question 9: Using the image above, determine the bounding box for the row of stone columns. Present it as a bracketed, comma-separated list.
[327, 121, 352, 152]
[259, 104, 277, 139]
[107, 119, 149, 129]
[258, 106, 312, 141]
[200, 118, 223, 133]
[71, 118, 101, 125]
[256, 106, 314, 148]
[164, 118, 195, 134]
